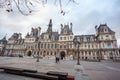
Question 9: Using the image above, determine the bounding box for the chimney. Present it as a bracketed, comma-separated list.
[70, 22, 73, 30]
[95, 25, 98, 35]
[61, 24, 63, 29]
[19, 33, 22, 39]
[38, 27, 41, 37]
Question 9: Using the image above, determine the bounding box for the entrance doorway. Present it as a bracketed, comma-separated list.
[60, 51, 66, 60]
[27, 51, 32, 56]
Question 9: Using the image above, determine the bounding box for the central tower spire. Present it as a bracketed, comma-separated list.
[47, 19, 53, 40]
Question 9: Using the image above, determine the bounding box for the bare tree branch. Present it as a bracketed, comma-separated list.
[0, 0, 77, 16]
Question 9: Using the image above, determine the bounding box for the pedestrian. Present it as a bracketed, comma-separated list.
[55, 53, 60, 63]
[55, 56, 57, 63]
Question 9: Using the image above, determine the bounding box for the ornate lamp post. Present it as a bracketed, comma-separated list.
[96, 39, 101, 62]
[36, 27, 41, 62]
[36, 42, 40, 62]
[36, 52, 39, 62]
[73, 38, 81, 65]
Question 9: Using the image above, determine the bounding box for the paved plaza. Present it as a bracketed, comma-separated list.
[0, 56, 120, 80]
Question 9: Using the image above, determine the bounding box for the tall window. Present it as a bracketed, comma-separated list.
[101, 35, 103, 39]
[87, 38, 90, 42]
[44, 44, 46, 49]
[64, 37, 66, 40]
[80, 38, 83, 42]
[96, 45, 98, 48]
[41, 44, 43, 49]
[107, 43, 111, 48]
[85, 44, 86, 47]
[48, 44, 50, 49]
[88, 44, 90, 48]
[103, 43, 104, 48]
[51, 44, 53, 49]
[60, 45, 62, 49]
[92, 44, 94, 48]
[60, 37, 62, 40]
[64, 45, 66, 49]
[70, 36, 72, 39]
[112, 35, 115, 39]
[55, 44, 57, 49]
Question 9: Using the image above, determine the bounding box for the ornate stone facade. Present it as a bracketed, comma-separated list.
[4, 33, 25, 56]
[0, 36, 7, 56]
[4, 19, 120, 61]
[74, 24, 119, 61]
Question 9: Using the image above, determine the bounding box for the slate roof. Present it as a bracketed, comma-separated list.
[0, 36, 7, 42]
[25, 28, 39, 38]
[74, 34, 96, 42]
[60, 24, 73, 34]
[25, 33, 30, 38]
[52, 32, 59, 40]
[8, 33, 19, 40]
[41, 32, 59, 41]
[15, 39, 24, 44]
[75, 35, 95, 39]
[98, 24, 114, 33]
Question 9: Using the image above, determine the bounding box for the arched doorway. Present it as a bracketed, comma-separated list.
[27, 51, 32, 56]
[60, 51, 66, 60]
[109, 53, 113, 60]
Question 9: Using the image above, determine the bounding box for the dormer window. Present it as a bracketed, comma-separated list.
[106, 35, 109, 37]
[104, 28, 107, 32]
[77, 37, 79, 41]
[87, 38, 90, 42]
[64, 29, 67, 34]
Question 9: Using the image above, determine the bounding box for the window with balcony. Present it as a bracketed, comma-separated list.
[107, 43, 111, 48]
[64, 37, 66, 40]
[44, 44, 46, 49]
[60, 37, 62, 40]
[88, 44, 90, 48]
[70, 36, 72, 39]
[60, 45, 62, 49]
[55, 44, 57, 49]
[41, 44, 43, 49]
[48, 44, 50, 49]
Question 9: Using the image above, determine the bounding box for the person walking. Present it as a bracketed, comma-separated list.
[55, 53, 60, 63]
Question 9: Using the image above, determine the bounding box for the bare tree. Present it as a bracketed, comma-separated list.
[0, 0, 78, 16]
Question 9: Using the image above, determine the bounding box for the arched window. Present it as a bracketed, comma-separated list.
[51, 52, 52, 55]
[48, 44, 50, 49]
[47, 52, 49, 55]
[44, 44, 46, 49]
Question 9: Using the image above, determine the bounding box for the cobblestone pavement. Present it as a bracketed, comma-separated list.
[0, 56, 120, 80]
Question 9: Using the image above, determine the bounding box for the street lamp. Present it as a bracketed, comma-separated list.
[36, 42, 40, 62]
[96, 39, 101, 62]
[73, 38, 81, 65]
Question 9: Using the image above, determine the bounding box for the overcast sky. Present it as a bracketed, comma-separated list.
[0, 0, 120, 45]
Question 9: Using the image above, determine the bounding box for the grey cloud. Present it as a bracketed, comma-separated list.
[0, 0, 120, 45]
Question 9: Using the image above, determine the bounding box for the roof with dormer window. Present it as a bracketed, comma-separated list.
[98, 24, 114, 33]
[60, 24, 73, 35]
